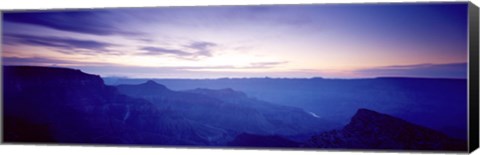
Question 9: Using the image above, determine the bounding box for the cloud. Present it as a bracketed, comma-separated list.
[140, 47, 191, 56]
[3, 57, 73, 66]
[1, 56, 234, 71]
[184, 41, 217, 57]
[2, 56, 112, 66]
[185, 41, 216, 56]
[354, 63, 467, 79]
[4, 33, 119, 55]
[248, 61, 289, 68]
[187, 41, 216, 49]
[3, 11, 140, 36]
[138, 41, 217, 59]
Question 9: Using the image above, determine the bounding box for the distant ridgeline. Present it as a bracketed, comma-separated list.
[104, 75, 468, 140]
[3, 66, 467, 151]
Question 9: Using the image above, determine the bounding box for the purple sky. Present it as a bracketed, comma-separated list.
[2, 3, 469, 78]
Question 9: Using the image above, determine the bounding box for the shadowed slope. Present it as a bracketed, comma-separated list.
[304, 108, 467, 151]
[3, 66, 219, 145]
[116, 81, 339, 136]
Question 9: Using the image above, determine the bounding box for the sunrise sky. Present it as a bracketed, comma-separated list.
[1, 3, 469, 78]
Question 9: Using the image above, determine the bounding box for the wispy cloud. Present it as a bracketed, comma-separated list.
[4, 33, 119, 55]
[2, 56, 112, 66]
[354, 63, 467, 79]
[3, 11, 140, 36]
[3, 57, 73, 66]
[248, 61, 288, 68]
[140, 47, 191, 56]
[185, 41, 217, 57]
[138, 41, 217, 59]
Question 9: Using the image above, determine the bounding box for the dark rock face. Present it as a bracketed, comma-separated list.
[304, 108, 467, 151]
[227, 133, 300, 148]
[3, 66, 211, 145]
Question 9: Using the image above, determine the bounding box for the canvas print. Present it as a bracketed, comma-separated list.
[1, 3, 470, 152]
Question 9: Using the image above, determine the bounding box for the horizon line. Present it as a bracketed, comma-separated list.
[101, 76, 468, 80]
[3, 65, 468, 80]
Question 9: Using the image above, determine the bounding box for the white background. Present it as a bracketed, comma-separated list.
[0, 0, 479, 155]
